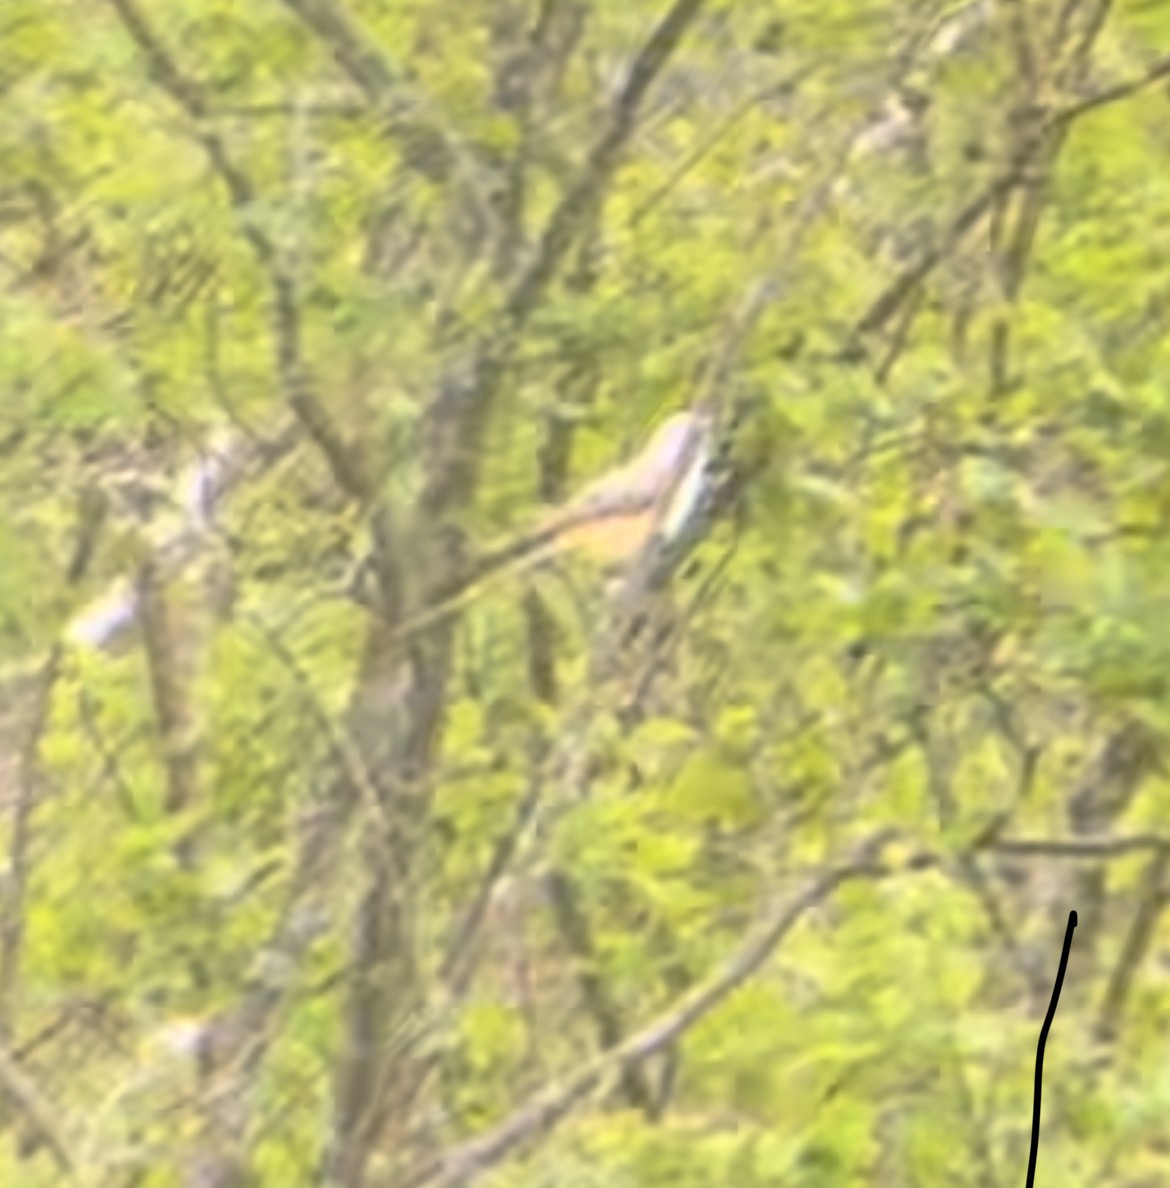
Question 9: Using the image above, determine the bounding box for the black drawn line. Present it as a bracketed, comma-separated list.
[1025, 909, 1077, 1188]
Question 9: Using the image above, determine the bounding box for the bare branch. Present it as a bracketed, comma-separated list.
[993, 834, 1170, 859]
[849, 67, 1116, 350]
[1052, 54, 1170, 126]
[0, 653, 61, 1026]
[852, 172, 1016, 341]
[1051, 0, 1113, 87]
[544, 868, 656, 1115]
[65, 421, 300, 652]
[441, 783, 541, 994]
[138, 557, 203, 824]
[0, 1039, 78, 1180]
[280, 0, 403, 106]
[278, 0, 460, 187]
[1095, 847, 1170, 1042]
[504, 0, 707, 330]
[242, 612, 395, 852]
[400, 830, 899, 1188]
[0, 497, 103, 1024]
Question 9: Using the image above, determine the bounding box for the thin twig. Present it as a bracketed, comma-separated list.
[993, 834, 1170, 859]
[242, 613, 395, 851]
[1095, 847, 1170, 1042]
[852, 172, 1018, 341]
[503, 0, 708, 331]
[0, 484, 110, 1023]
[1051, 54, 1170, 126]
[0, 1039, 79, 1179]
[440, 782, 542, 995]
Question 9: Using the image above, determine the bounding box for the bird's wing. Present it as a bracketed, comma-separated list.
[656, 421, 714, 544]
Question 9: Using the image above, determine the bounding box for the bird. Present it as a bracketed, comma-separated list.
[366, 407, 718, 643]
[524, 407, 715, 566]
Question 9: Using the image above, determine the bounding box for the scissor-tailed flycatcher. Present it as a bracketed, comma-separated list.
[360, 407, 716, 643]
[524, 407, 715, 566]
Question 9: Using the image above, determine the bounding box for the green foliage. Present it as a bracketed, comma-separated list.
[4, 0, 1170, 1184]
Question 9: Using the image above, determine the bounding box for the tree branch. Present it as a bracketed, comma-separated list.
[0, 1039, 78, 1180]
[852, 172, 1017, 341]
[504, 0, 707, 330]
[1095, 846, 1170, 1042]
[0, 498, 105, 1024]
[992, 834, 1170, 859]
[278, 0, 462, 187]
[102, 0, 368, 502]
[416, 0, 709, 535]
[1052, 54, 1170, 127]
[399, 830, 899, 1188]
[280, 0, 403, 106]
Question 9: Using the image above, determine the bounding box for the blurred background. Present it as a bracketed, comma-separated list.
[3, 0, 1170, 1184]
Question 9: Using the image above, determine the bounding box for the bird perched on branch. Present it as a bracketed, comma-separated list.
[521, 407, 716, 567]
[347, 406, 719, 641]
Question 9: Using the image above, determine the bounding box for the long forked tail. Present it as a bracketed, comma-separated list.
[380, 497, 657, 645]
[380, 410, 714, 646]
